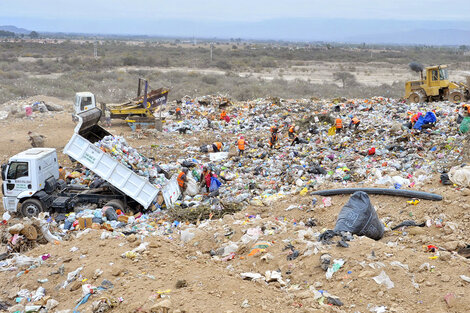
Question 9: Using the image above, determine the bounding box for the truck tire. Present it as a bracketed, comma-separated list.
[408, 92, 424, 104]
[449, 91, 463, 103]
[105, 199, 126, 213]
[20, 199, 43, 218]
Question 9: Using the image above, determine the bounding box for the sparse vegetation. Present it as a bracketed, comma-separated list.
[0, 39, 468, 104]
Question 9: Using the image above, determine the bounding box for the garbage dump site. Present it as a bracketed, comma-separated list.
[1, 94, 470, 313]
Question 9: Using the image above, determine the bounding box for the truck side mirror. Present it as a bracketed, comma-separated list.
[1, 164, 6, 181]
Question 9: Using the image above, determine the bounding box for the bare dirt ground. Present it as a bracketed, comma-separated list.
[0, 97, 470, 312]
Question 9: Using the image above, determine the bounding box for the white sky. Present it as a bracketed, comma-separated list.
[1, 0, 469, 22]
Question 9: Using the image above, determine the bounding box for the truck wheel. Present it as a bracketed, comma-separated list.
[408, 92, 423, 104]
[20, 199, 43, 218]
[449, 91, 463, 103]
[105, 199, 126, 213]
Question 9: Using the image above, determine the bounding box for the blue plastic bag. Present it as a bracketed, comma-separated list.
[413, 111, 436, 130]
[209, 177, 222, 192]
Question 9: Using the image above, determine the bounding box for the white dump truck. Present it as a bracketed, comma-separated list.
[2, 108, 179, 217]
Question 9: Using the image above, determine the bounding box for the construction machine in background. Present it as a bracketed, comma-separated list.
[103, 78, 169, 121]
[73, 78, 169, 130]
[405, 63, 470, 104]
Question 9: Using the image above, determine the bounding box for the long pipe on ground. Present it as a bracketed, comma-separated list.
[312, 188, 442, 201]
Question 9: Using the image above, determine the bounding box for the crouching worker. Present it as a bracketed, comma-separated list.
[212, 141, 223, 152]
[349, 116, 360, 130]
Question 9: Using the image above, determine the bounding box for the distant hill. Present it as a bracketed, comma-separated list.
[346, 29, 470, 45]
[0, 25, 31, 34]
[2, 19, 470, 45]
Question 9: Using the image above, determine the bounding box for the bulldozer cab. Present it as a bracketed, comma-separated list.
[407, 63, 469, 104]
[425, 65, 449, 88]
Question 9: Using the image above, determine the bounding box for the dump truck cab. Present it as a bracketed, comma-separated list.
[2, 148, 59, 216]
[73, 92, 96, 115]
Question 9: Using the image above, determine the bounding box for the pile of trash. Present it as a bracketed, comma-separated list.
[145, 96, 469, 213]
[0, 96, 64, 120]
[2, 95, 470, 312]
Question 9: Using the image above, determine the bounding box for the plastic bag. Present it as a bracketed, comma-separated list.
[460, 117, 470, 133]
[186, 177, 199, 196]
[13, 254, 39, 267]
[40, 221, 60, 243]
[180, 229, 195, 243]
[373, 270, 394, 289]
[328, 126, 336, 136]
[104, 206, 118, 221]
[334, 191, 384, 240]
[448, 165, 470, 187]
[209, 152, 229, 161]
[209, 177, 222, 192]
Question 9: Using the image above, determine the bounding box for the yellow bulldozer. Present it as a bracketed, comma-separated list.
[405, 63, 470, 104]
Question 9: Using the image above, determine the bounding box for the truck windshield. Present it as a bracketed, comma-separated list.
[439, 68, 448, 80]
[81, 97, 92, 110]
[7, 162, 29, 179]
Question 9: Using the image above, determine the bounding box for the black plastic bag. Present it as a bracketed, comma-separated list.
[333, 191, 384, 240]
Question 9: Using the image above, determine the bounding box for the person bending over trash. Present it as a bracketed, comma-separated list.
[291, 132, 300, 146]
[349, 116, 360, 130]
[200, 167, 215, 193]
[212, 141, 223, 152]
[288, 124, 295, 138]
[177, 168, 189, 194]
[269, 125, 279, 149]
[175, 107, 182, 119]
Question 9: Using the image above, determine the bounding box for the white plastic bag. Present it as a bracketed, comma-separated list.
[180, 229, 195, 243]
[373, 270, 394, 289]
[449, 165, 470, 187]
[209, 152, 229, 162]
[186, 177, 199, 196]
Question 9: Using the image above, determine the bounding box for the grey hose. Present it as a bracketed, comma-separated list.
[312, 188, 442, 201]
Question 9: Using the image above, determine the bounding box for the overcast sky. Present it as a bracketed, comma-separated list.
[2, 0, 470, 22]
[1, 0, 470, 40]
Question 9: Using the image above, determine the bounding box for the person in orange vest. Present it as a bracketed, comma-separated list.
[288, 125, 295, 138]
[175, 107, 182, 119]
[463, 104, 470, 115]
[269, 129, 278, 149]
[237, 136, 246, 156]
[220, 110, 227, 120]
[349, 116, 360, 130]
[58, 166, 66, 181]
[177, 168, 188, 193]
[212, 141, 223, 152]
[335, 118, 343, 134]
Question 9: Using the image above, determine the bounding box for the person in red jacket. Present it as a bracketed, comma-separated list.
[200, 167, 215, 192]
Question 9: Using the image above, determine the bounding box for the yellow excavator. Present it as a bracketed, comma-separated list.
[104, 78, 169, 120]
[405, 63, 469, 103]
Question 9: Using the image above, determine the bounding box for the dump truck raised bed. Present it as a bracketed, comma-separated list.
[2, 108, 179, 217]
